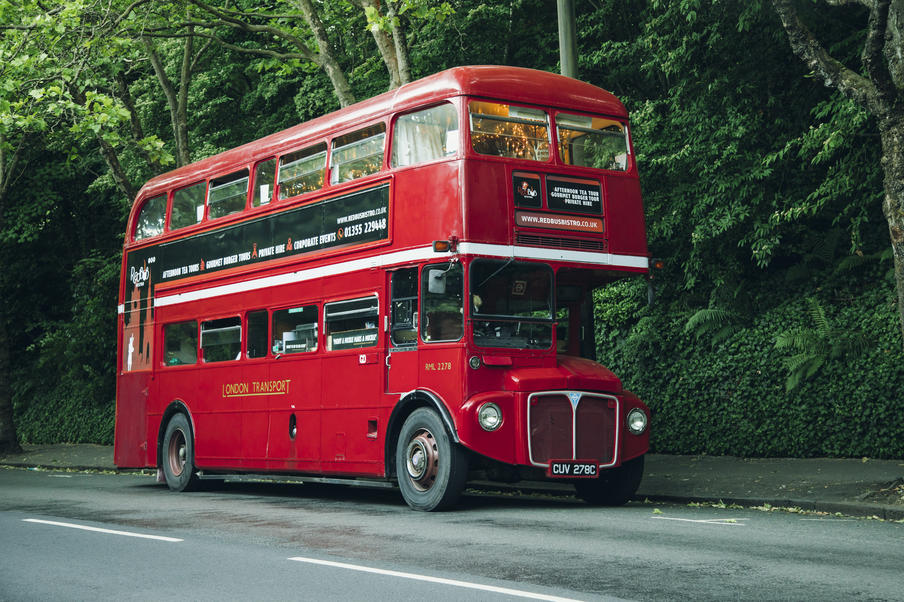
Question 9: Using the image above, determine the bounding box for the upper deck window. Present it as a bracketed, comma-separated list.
[134, 194, 167, 241]
[208, 170, 249, 219]
[171, 181, 206, 230]
[252, 159, 276, 207]
[330, 124, 386, 184]
[469, 101, 549, 162]
[391, 103, 458, 168]
[556, 113, 629, 171]
[278, 144, 327, 200]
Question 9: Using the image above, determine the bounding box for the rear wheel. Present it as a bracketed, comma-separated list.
[161, 413, 200, 492]
[396, 408, 468, 511]
[575, 455, 644, 506]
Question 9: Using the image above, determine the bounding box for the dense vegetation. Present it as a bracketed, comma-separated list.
[2, 0, 902, 457]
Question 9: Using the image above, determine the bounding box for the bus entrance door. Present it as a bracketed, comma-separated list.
[386, 268, 419, 393]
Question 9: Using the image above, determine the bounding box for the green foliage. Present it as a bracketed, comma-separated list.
[775, 297, 870, 391]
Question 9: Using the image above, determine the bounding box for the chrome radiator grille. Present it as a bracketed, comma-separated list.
[527, 391, 619, 467]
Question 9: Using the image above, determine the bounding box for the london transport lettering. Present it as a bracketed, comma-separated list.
[222, 379, 291, 398]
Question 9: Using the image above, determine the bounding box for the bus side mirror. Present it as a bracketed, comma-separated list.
[427, 269, 447, 295]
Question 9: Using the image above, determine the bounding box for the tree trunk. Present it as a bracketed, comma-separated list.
[879, 113, 904, 341]
[295, 0, 356, 107]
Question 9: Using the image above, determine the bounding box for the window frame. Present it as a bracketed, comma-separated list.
[329, 123, 387, 185]
[467, 99, 552, 163]
[134, 193, 168, 241]
[390, 102, 460, 169]
[162, 320, 199, 367]
[324, 294, 380, 351]
[278, 143, 328, 200]
[553, 110, 631, 172]
[271, 304, 320, 355]
[207, 169, 250, 220]
[169, 180, 208, 231]
[200, 316, 243, 363]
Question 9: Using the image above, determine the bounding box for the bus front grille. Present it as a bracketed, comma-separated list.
[527, 391, 618, 467]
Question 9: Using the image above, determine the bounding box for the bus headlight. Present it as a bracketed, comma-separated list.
[477, 402, 502, 431]
[626, 408, 648, 435]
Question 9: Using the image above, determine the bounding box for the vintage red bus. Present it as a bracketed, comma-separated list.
[115, 65, 651, 511]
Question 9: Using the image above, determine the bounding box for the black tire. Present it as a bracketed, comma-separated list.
[574, 455, 644, 506]
[161, 413, 200, 492]
[395, 407, 468, 511]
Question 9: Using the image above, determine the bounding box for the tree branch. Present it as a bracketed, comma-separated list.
[861, 0, 898, 106]
[772, 0, 883, 114]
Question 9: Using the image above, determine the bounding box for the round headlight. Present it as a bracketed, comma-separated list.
[626, 408, 648, 435]
[477, 402, 502, 431]
[468, 355, 482, 369]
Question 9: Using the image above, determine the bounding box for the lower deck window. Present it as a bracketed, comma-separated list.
[272, 305, 318, 354]
[325, 296, 379, 350]
[201, 317, 241, 362]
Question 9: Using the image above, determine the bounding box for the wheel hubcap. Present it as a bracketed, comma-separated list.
[168, 430, 186, 477]
[405, 429, 438, 492]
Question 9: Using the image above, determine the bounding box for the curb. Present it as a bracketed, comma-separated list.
[638, 494, 904, 521]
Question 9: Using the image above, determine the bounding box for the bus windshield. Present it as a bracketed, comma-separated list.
[470, 259, 553, 350]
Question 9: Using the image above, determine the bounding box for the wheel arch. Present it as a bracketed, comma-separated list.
[385, 390, 458, 478]
[156, 400, 194, 469]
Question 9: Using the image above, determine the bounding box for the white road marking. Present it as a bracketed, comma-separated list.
[23, 518, 183, 542]
[288, 556, 584, 601]
[47, 475, 73, 478]
[651, 516, 746, 526]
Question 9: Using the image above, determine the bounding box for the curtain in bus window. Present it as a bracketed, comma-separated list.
[391, 104, 458, 167]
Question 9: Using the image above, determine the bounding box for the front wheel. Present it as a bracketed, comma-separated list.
[395, 408, 468, 511]
[574, 455, 644, 506]
[161, 413, 200, 492]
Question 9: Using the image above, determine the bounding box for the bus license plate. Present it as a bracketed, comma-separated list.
[547, 460, 599, 479]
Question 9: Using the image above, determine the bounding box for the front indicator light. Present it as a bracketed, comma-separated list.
[477, 402, 502, 431]
[627, 408, 648, 435]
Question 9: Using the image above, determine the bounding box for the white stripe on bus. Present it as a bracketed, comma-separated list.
[119, 244, 648, 312]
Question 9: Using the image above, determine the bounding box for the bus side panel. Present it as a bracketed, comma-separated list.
[604, 176, 648, 257]
[461, 160, 511, 245]
[113, 372, 150, 467]
[267, 355, 323, 471]
[392, 161, 462, 249]
[320, 349, 385, 476]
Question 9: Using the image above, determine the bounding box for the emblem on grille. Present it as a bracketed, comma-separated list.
[567, 392, 582, 409]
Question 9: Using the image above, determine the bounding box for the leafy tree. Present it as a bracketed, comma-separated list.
[773, 0, 904, 348]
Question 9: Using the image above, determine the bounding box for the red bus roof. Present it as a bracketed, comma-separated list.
[134, 66, 627, 202]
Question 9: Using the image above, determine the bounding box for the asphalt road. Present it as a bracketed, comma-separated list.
[1, 467, 902, 601]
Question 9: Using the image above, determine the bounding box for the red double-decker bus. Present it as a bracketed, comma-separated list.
[115, 65, 651, 510]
